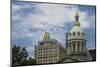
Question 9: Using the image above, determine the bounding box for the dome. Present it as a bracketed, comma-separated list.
[67, 11, 86, 40]
[70, 25, 84, 33]
[70, 11, 84, 33]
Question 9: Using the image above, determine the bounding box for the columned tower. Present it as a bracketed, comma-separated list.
[66, 11, 92, 61]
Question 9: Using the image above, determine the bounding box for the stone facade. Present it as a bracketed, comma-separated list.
[35, 33, 66, 64]
[64, 11, 92, 62]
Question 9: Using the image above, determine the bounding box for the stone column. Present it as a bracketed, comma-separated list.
[79, 42, 82, 52]
[71, 42, 73, 53]
[83, 42, 86, 52]
[75, 42, 78, 52]
[69, 42, 71, 54]
[81, 42, 84, 52]
[77, 42, 79, 52]
[69, 43, 71, 54]
[67, 42, 71, 55]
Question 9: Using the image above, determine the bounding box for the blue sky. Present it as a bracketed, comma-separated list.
[12, 1, 96, 58]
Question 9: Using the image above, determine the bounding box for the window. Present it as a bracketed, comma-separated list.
[73, 32, 75, 35]
[40, 43, 44, 45]
[78, 32, 80, 35]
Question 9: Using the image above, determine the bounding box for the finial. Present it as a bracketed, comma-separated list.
[75, 10, 79, 22]
[74, 10, 80, 26]
[43, 32, 50, 41]
[76, 10, 79, 17]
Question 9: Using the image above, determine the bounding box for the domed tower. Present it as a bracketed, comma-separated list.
[66, 11, 92, 61]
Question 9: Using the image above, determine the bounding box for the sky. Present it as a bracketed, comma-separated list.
[11, 1, 96, 58]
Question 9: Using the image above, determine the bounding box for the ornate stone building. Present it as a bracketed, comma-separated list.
[35, 32, 66, 64]
[63, 11, 92, 62]
[35, 11, 92, 64]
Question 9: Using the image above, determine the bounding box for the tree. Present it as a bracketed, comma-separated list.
[21, 57, 36, 65]
[12, 45, 28, 66]
[28, 57, 36, 64]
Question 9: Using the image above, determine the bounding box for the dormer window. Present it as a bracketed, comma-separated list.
[73, 32, 75, 35]
[40, 43, 44, 45]
[78, 32, 80, 35]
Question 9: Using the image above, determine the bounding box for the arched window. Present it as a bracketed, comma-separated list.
[73, 32, 75, 35]
[78, 32, 80, 35]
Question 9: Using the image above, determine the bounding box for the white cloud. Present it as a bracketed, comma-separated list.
[12, 3, 95, 31]
[12, 2, 96, 45]
[24, 4, 78, 28]
[12, 3, 21, 14]
[79, 11, 95, 29]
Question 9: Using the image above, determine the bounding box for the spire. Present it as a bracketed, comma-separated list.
[74, 11, 80, 26]
[75, 11, 79, 21]
[43, 32, 50, 41]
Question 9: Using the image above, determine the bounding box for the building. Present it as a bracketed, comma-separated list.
[89, 49, 96, 61]
[63, 11, 92, 62]
[35, 32, 66, 64]
[35, 11, 92, 64]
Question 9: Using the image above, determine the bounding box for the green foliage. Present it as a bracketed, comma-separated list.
[12, 45, 36, 66]
[12, 45, 28, 65]
[21, 57, 36, 65]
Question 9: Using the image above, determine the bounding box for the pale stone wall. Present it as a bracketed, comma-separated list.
[66, 30, 92, 61]
[35, 40, 66, 64]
